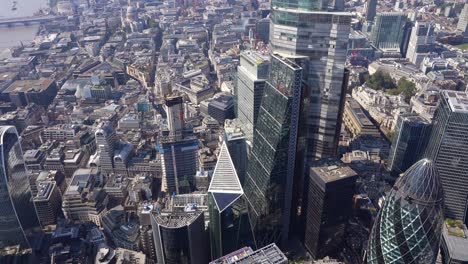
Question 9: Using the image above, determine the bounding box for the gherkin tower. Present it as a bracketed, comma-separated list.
[367, 159, 444, 264]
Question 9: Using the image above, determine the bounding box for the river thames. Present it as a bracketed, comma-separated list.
[0, 0, 49, 57]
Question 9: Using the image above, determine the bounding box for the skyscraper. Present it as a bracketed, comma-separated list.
[224, 120, 248, 185]
[208, 142, 253, 259]
[302, 161, 358, 259]
[151, 210, 208, 264]
[370, 13, 406, 53]
[365, 0, 377, 22]
[235, 51, 270, 143]
[406, 21, 436, 67]
[0, 126, 41, 250]
[243, 54, 302, 247]
[457, 4, 468, 36]
[269, 0, 351, 160]
[164, 96, 185, 135]
[95, 121, 118, 175]
[159, 96, 199, 194]
[387, 113, 431, 176]
[367, 159, 444, 264]
[425, 91, 468, 223]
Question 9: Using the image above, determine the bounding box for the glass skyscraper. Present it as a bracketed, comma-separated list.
[269, 0, 351, 160]
[0, 126, 41, 250]
[208, 142, 253, 260]
[243, 54, 303, 247]
[370, 13, 406, 53]
[425, 91, 468, 223]
[387, 114, 431, 176]
[367, 159, 444, 264]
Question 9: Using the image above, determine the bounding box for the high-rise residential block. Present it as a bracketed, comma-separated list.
[425, 91, 468, 223]
[367, 159, 444, 264]
[370, 13, 406, 53]
[406, 21, 436, 67]
[235, 51, 270, 142]
[269, 1, 351, 160]
[208, 142, 254, 259]
[243, 54, 303, 247]
[0, 126, 41, 250]
[302, 162, 358, 259]
[387, 113, 431, 176]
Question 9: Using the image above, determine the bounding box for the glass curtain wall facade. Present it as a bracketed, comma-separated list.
[158, 135, 199, 195]
[235, 51, 270, 143]
[387, 114, 431, 176]
[269, 0, 351, 160]
[0, 126, 41, 250]
[243, 55, 303, 247]
[151, 211, 208, 264]
[370, 13, 406, 52]
[367, 159, 444, 264]
[425, 91, 468, 223]
[208, 142, 254, 260]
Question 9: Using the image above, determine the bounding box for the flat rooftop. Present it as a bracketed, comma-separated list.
[444, 91, 468, 113]
[5, 79, 54, 93]
[310, 162, 358, 183]
[443, 224, 468, 261]
[235, 243, 287, 264]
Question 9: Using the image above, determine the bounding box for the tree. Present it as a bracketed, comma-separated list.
[365, 71, 396, 90]
[386, 77, 416, 102]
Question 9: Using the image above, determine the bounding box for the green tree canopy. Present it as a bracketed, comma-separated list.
[365, 71, 396, 90]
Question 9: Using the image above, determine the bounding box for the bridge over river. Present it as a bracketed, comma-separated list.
[0, 15, 66, 27]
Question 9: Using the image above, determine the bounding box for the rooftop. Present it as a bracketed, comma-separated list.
[443, 223, 468, 261]
[152, 210, 203, 228]
[444, 90, 468, 113]
[310, 162, 358, 184]
[5, 79, 54, 93]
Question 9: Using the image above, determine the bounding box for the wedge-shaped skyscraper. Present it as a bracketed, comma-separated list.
[367, 159, 444, 264]
[208, 142, 254, 260]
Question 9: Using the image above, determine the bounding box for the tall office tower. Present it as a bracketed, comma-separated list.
[95, 121, 118, 175]
[243, 55, 303, 247]
[151, 210, 208, 264]
[164, 96, 184, 135]
[302, 162, 358, 259]
[425, 91, 468, 223]
[370, 13, 406, 53]
[367, 159, 444, 264]
[406, 21, 436, 67]
[365, 0, 378, 22]
[235, 51, 270, 142]
[159, 95, 199, 195]
[457, 4, 468, 36]
[0, 126, 41, 250]
[269, 1, 351, 160]
[158, 135, 198, 194]
[208, 142, 254, 260]
[387, 113, 431, 176]
[224, 120, 248, 184]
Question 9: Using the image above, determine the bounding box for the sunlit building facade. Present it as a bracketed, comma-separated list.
[0, 126, 41, 250]
[367, 159, 444, 264]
